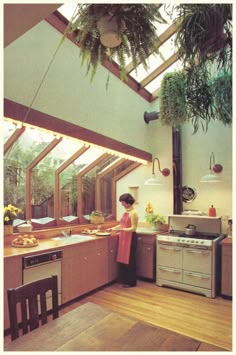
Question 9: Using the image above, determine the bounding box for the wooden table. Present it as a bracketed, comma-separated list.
[5, 302, 201, 351]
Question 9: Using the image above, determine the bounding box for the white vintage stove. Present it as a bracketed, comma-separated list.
[156, 215, 225, 298]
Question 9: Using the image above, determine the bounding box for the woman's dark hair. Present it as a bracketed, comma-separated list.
[119, 193, 135, 205]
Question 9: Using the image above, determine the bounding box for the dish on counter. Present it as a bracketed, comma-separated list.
[11, 234, 38, 248]
[81, 229, 99, 235]
[95, 232, 111, 236]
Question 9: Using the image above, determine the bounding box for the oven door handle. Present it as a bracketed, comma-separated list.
[185, 249, 209, 255]
[159, 246, 181, 251]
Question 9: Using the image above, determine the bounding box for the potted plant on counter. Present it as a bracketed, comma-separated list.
[146, 213, 166, 231]
[66, 4, 167, 81]
[3, 204, 22, 235]
[145, 203, 166, 230]
[90, 210, 104, 224]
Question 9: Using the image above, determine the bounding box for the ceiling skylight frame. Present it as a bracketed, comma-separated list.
[56, 3, 181, 99]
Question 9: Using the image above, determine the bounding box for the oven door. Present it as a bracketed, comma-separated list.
[183, 248, 212, 274]
[157, 244, 182, 268]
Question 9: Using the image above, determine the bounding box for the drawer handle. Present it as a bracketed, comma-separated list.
[159, 267, 181, 273]
[186, 272, 210, 279]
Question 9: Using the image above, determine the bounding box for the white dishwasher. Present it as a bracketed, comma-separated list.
[23, 250, 62, 307]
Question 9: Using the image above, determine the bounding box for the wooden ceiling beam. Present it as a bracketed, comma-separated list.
[125, 21, 179, 74]
[4, 4, 61, 47]
[141, 52, 179, 88]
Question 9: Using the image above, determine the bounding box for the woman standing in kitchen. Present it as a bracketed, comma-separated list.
[112, 193, 139, 288]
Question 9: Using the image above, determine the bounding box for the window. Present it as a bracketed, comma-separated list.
[4, 118, 143, 228]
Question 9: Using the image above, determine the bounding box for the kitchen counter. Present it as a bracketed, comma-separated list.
[136, 227, 158, 234]
[4, 234, 116, 257]
[4, 228, 158, 258]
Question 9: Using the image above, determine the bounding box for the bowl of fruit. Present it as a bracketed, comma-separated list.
[12, 234, 38, 248]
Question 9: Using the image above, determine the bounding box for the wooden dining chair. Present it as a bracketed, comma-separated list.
[7, 275, 59, 341]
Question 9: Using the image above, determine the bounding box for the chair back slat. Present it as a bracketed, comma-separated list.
[7, 275, 59, 341]
[28, 295, 40, 331]
[40, 292, 48, 325]
[21, 300, 30, 335]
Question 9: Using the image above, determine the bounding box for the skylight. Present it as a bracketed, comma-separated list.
[57, 3, 184, 98]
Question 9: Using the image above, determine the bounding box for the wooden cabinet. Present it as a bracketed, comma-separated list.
[62, 239, 108, 304]
[62, 244, 82, 303]
[136, 234, 156, 280]
[107, 236, 118, 282]
[4, 256, 22, 330]
[221, 238, 232, 297]
[84, 239, 108, 292]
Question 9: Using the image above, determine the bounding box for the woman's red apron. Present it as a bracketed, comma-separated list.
[116, 212, 132, 264]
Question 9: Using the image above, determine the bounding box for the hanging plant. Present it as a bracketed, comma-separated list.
[174, 4, 232, 69]
[159, 65, 232, 133]
[185, 65, 215, 133]
[66, 4, 167, 81]
[212, 71, 232, 126]
[159, 71, 189, 127]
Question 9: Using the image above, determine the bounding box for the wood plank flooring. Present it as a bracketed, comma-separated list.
[4, 280, 232, 351]
[60, 280, 232, 351]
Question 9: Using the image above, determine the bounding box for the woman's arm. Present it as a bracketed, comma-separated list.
[109, 224, 120, 231]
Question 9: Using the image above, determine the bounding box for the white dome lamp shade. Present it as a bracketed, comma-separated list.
[200, 152, 223, 182]
[145, 157, 170, 186]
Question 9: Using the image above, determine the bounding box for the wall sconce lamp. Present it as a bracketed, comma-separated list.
[144, 157, 170, 185]
[200, 152, 223, 182]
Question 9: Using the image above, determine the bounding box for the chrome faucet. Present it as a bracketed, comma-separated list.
[62, 229, 72, 237]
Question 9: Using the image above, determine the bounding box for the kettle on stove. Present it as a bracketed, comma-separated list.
[185, 224, 196, 236]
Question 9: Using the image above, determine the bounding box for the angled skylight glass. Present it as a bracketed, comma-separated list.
[57, 3, 181, 97]
[145, 59, 183, 95]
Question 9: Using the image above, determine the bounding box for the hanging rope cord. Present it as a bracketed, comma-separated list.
[20, 5, 79, 125]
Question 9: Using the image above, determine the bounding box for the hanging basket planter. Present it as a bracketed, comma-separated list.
[197, 9, 228, 55]
[97, 15, 126, 48]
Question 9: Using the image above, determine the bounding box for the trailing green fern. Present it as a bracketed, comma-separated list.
[66, 4, 167, 81]
[159, 71, 189, 127]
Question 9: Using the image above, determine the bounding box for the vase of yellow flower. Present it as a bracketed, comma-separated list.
[3, 204, 21, 235]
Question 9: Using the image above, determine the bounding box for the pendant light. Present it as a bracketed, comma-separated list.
[200, 152, 223, 182]
[145, 157, 170, 185]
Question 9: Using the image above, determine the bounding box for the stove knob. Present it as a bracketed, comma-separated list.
[196, 241, 199, 243]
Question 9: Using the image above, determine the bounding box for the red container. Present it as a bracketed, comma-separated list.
[208, 205, 216, 217]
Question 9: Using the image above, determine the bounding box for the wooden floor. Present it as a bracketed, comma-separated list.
[60, 280, 232, 351]
[4, 280, 232, 351]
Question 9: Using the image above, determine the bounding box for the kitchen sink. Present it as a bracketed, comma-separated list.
[51, 234, 96, 243]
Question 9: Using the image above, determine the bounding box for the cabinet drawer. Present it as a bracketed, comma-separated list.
[183, 270, 211, 288]
[157, 266, 182, 282]
[137, 235, 155, 245]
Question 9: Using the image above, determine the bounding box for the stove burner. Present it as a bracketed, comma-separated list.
[169, 231, 220, 241]
[178, 233, 217, 241]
